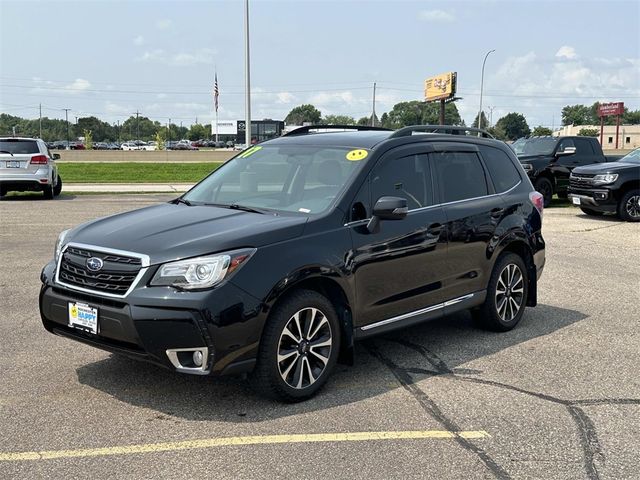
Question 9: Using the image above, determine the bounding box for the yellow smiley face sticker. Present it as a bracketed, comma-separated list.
[346, 149, 368, 161]
[70, 305, 78, 318]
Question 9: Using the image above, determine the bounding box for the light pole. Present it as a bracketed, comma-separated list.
[244, 0, 251, 147]
[478, 49, 495, 131]
[62, 108, 71, 149]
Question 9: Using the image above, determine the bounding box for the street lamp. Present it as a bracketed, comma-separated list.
[244, 0, 251, 147]
[478, 49, 495, 131]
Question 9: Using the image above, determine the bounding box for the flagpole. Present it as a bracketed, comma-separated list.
[215, 70, 219, 143]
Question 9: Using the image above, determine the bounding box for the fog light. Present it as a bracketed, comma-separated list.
[193, 350, 204, 367]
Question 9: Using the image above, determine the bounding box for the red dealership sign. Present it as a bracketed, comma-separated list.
[598, 102, 624, 117]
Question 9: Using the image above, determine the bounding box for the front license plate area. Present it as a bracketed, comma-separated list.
[572, 196, 581, 205]
[68, 302, 98, 334]
[6, 161, 20, 168]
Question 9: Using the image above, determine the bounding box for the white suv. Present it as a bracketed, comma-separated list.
[0, 137, 62, 199]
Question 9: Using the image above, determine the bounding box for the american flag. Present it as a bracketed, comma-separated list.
[213, 73, 219, 113]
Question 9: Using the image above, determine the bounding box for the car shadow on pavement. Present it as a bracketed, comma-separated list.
[76, 303, 587, 421]
[0, 194, 77, 201]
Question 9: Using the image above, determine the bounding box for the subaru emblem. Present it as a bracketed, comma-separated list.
[86, 257, 104, 272]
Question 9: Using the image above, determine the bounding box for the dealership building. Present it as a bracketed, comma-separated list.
[213, 120, 285, 144]
[553, 124, 640, 149]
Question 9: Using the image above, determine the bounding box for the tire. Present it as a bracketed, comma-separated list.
[534, 178, 553, 208]
[618, 189, 640, 222]
[474, 253, 529, 332]
[43, 183, 54, 199]
[557, 190, 568, 199]
[53, 175, 62, 197]
[580, 207, 604, 216]
[0, 187, 5, 198]
[250, 289, 341, 402]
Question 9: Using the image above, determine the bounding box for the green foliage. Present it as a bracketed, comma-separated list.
[495, 113, 530, 141]
[578, 128, 599, 137]
[471, 111, 489, 129]
[121, 115, 161, 141]
[77, 116, 115, 141]
[83, 129, 93, 150]
[187, 123, 208, 140]
[561, 104, 592, 126]
[532, 126, 552, 136]
[285, 104, 322, 125]
[155, 130, 166, 150]
[322, 115, 356, 125]
[382, 101, 462, 129]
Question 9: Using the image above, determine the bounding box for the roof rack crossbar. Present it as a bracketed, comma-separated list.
[389, 125, 494, 139]
[283, 125, 392, 136]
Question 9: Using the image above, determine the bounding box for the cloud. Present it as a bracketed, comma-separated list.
[418, 9, 455, 23]
[66, 78, 91, 93]
[137, 48, 216, 66]
[276, 92, 296, 104]
[133, 35, 145, 46]
[156, 19, 172, 29]
[556, 46, 577, 60]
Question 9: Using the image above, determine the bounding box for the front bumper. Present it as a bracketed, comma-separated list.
[39, 260, 265, 376]
[567, 187, 617, 213]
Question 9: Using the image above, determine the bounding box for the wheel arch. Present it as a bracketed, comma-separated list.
[496, 238, 537, 307]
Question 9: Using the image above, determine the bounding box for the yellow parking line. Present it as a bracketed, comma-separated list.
[0, 430, 490, 462]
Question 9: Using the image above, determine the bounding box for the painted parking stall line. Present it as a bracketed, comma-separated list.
[0, 430, 491, 462]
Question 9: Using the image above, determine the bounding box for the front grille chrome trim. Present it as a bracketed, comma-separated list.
[55, 242, 150, 299]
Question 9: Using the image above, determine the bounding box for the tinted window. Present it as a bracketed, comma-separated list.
[479, 146, 521, 192]
[574, 138, 594, 154]
[0, 139, 39, 154]
[557, 138, 575, 153]
[432, 151, 488, 203]
[371, 154, 430, 209]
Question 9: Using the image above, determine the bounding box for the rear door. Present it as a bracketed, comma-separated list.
[429, 143, 504, 302]
[0, 139, 42, 177]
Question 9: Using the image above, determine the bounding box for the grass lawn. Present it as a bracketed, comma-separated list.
[58, 162, 222, 183]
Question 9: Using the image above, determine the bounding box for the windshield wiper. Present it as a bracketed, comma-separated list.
[0, 150, 14, 156]
[203, 203, 266, 214]
[174, 197, 193, 206]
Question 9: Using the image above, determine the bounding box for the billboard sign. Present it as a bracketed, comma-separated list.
[598, 102, 624, 117]
[424, 72, 457, 102]
[213, 120, 237, 135]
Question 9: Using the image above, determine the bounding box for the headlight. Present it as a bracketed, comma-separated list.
[54, 229, 70, 263]
[592, 173, 618, 185]
[521, 163, 533, 172]
[150, 249, 255, 290]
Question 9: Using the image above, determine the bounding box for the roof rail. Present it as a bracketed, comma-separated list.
[389, 125, 495, 139]
[283, 125, 392, 136]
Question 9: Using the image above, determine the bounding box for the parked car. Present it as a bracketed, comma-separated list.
[226, 141, 235, 148]
[173, 142, 198, 151]
[515, 136, 607, 207]
[142, 141, 157, 151]
[0, 137, 62, 199]
[122, 141, 142, 151]
[568, 147, 640, 221]
[39, 125, 545, 401]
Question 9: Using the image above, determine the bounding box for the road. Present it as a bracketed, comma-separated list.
[0, 194, 639, 479]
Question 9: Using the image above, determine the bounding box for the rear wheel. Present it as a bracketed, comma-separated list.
[580, 207, 604, 216]
[251, 290, 340, 402]
[43, 183, 54, 199]
[534, 178, 553, 208]
[618, 189, 640, 222]
[474, 253, 529, 332]
[53, 175, 62, 197]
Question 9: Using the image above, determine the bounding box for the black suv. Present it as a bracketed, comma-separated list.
[39, 125, 546, 401]
[568, 147, 640, 221]
[514, 136, 607, 206]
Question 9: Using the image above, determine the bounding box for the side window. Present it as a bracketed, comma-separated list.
[371, 153, 430, 210]
[478, 146, 521, 193]
[557, 138, 575, 153]
[574, 138, 594, 155]
[432, 151, 488, 203]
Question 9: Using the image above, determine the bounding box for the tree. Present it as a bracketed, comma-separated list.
[121, 115, 160, 141]
[83, 129, 93, 150]
[77, 116, 114, 141]
[561, 104, 593, 126]
[578, 128, 599, 137]
[494, 113, 530, 140]
[383, 101, 462, 129]
[624, 109, 640, 124]
[471, 111, 489, 129]
[188, 123, 208, 140]
[322, 115, 356, 125]
[285, 104, 322, 125]
[155, 130, 165, 150]
[532, 126, 552, 136]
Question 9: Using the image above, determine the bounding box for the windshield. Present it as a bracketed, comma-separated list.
[518, 137, 558, 156]
[510, 138, 526, 155]
[619, 148, 640, 164]
[0, 139, 39, 154]
[183, 144, 367, 214]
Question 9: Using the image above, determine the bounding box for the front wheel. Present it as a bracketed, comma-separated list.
[534, 178, 553, 208]
[251, 290, 341, 402]
[474, 253, 529, 332]
[618, 189, 640, 222]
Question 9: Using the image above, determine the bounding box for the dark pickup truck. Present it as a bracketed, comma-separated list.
[568, 148, 640, 221]
[512, 136, 608, 206]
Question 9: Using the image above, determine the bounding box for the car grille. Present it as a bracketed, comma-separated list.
[570, 173, 595, 189]
[58, 246, 143, 296]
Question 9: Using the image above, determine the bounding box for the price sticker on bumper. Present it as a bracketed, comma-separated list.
[68, 302, 98, 334]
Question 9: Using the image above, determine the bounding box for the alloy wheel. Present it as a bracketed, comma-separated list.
[625, 195, 640, 218]
[277, 307, 332, 389]
[495, 264, 524, 323]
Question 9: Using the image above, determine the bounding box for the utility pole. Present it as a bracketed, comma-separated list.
[116, 120, 120, 143]
[371, 82, 377, 127]
[487, 106, 495, 127]
[168, 118, 171, 145]
[39, 103, 42, 139]
[134, 110, 140, 142]
[62, 108, 71, 149]
[244, 0, 251, 147]
[478, 49, 495, 131]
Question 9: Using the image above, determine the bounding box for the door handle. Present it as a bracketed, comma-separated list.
[490, 208, 505, 218]
[427, 223, 443, 235]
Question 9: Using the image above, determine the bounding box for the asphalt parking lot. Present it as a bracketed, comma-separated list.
[1, 194, 638, 480]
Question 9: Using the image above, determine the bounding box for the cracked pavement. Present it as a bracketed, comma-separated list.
[1, 195, 639, 479]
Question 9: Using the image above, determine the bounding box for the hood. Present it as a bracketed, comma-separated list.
[572, 162, 638, 174]
[67, 203, 308, 265]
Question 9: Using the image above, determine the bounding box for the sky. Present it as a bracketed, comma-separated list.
[1, 0, 639, 129]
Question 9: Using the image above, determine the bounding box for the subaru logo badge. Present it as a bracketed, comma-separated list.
[86, 257, 104, 272]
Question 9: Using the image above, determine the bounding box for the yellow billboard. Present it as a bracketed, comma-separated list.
[424, 72, 457, 102]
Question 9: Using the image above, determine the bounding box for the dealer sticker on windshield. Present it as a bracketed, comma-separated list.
[68, 302, 98, 334]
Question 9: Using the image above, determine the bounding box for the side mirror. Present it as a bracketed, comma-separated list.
[367, 196, 408, 233]
[52, 153, 61, 160]
[556, 146, 576, 156]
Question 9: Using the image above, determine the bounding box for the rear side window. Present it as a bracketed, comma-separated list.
[371, 154, 430, 209]
[432, 151, 488, 203]
[0, 140, 39, 154]
[479, 146, 522, 193]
